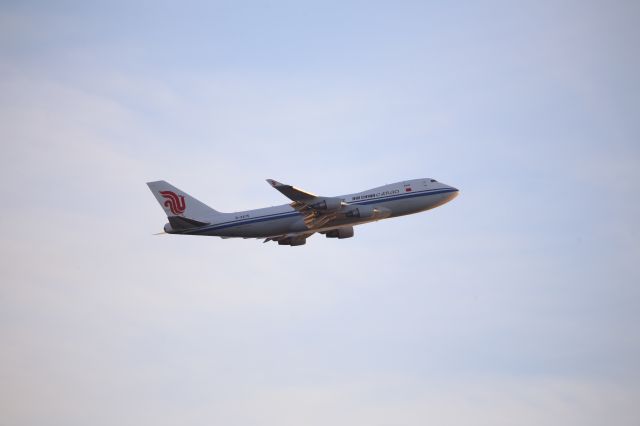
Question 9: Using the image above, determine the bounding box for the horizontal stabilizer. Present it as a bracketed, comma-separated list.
[168, 216, 209, 230]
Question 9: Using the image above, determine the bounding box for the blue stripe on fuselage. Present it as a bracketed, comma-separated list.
[183, 187, 457, 234]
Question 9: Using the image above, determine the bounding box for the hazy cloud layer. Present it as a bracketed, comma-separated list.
[1, 1, 639, 425]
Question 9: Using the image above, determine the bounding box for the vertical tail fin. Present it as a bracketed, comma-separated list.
[146, 180, 221, 223]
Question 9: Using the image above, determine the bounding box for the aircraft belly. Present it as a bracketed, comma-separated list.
[251, 217, 304, 237]
[377, 194, 446, 217]
[211, 215, 302, 238]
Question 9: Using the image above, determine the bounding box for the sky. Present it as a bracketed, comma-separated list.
[1, 1, 639, 425]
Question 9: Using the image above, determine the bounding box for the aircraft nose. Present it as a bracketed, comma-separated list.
[445, 186, 459, 201]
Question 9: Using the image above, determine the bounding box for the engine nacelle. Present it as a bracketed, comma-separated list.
[310, 197, 343, 211]
[345, 205, 375, 218]
[325, 226, 354, 239]
[278, 237, 307, 246]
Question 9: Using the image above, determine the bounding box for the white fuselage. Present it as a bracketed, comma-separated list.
[178, 178, 458, 238]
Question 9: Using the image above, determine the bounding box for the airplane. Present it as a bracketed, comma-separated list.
[147, 178, 459, 246]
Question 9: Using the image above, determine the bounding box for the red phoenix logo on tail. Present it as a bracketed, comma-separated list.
[159, 191, 186, 215]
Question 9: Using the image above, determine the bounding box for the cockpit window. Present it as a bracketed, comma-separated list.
[430, 179, 437, 182]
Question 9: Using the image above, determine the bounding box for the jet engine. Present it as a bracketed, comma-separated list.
[344, 206, 392, 220]
[278, 237, 307, 246]
[325, 226, 354, 239]
[310, 197, 343, 211]
[345, 205, 375, 218]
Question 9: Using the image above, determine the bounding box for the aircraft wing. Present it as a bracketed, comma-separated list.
[266, 179, 316, 202]
[266, 179, 343, 228]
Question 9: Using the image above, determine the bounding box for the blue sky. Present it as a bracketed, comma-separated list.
[1, 1, 639, 425]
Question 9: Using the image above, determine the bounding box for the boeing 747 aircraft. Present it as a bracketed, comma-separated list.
[147, 178, 458, 246]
